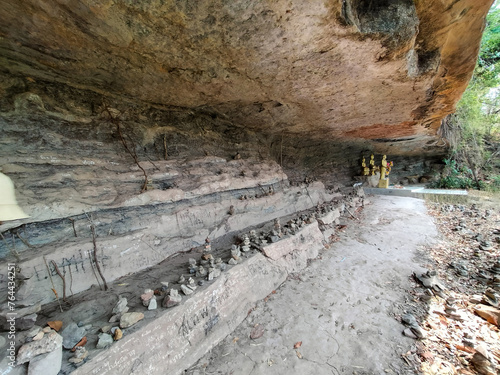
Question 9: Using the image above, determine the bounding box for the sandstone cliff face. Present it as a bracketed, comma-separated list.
[0, 0, 493, 144]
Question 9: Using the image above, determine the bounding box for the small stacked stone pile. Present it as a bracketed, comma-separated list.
[444, 296, 463, 321]
[228, 244, 241, 265]
[141, 289, 157, 310]
[94, 297, 143, 351]
[241, 234, 251, 252]
[163, 288, 182, 308]
[491, 259, 500, 291]
[482, 288, 499, 307]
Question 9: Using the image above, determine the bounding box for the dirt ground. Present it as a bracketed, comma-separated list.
[186, 195, 453, 375]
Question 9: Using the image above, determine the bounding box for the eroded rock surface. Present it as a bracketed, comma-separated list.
[0, 0, 493, 158]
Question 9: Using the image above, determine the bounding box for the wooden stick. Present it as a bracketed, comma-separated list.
[43, 256, 63, 312]
[90, 224, 108, 291]
[51, 260, 67, 302]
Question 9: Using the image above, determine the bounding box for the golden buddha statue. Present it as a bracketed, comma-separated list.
[361, 157, 370, 176]
[369, 154, 376, 175]
[378, 155, 389, 188]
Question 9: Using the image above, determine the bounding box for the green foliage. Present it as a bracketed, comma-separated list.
[438, 2, 500, 190]
[431, 159, 484, 190]
[476, 5, 500, 87]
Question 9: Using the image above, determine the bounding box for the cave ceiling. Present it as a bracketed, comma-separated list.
[0, 0, 495, 155]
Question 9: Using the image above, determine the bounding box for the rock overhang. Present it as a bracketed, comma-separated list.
[0, 0, 494, 152]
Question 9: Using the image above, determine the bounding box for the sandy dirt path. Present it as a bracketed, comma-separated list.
[187, 195, 439, 375]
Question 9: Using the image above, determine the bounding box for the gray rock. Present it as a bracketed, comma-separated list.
[17, 331, 63, 364]
[101, 325, 112, 333]
[269, 236, 280, 243]
[141, 289, 154, 307]
[68, 346, 88, 364]
[16, 314, 38, 331]
[16, 281, 34, 301]
[0, 302, 41, 331]
[148, 297, 157, 310]
[96, 333, 113, 349]
[27, 344, 62, 375]
[120, 312, 144, 328]
[112, 297, 128, 315]
[181, 284, 194, 296]
[163, 290, 182, 308]
[61, 322, 86, 350]
[26, 326, 42, 339]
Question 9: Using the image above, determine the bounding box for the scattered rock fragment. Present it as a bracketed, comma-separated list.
[141, 289, 154, 307]
[68, 346, 88, 364]
[120, 312, 144, 328]
[479, 240, 493, 251]
[470, 345, 497, 375]
[250, 324, 265, 339]
[27, 343, 62, 375]
[148, 296, 157, 310]
[415, 270, 446, 297]
[401, 313, 425, 339]
[112, 297, 128, 315]
[101, 325, 111, 333]
[163, 288, 182, 308]
[60, 322, 86, 350]
[96, 333, 113, 349]
[181, 284, 194, 296]
[32, 331, 44, 341]
[473, 304, 500, 326]
[482, 288, 499, 308]
[113, 328, 123, 341]
[17, 330, 63, 364]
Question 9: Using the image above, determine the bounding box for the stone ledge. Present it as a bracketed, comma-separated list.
[69, 224, 325, 375]
[261, 223, 324, 261]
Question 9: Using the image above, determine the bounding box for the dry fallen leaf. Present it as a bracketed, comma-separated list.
[455, 345, 476, 354]
[293, 341, 302, 349]
[232, 337, 239, 343]
[296, 350, 302, 359]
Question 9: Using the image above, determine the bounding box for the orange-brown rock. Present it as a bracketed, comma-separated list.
[47, 320, 63, 332]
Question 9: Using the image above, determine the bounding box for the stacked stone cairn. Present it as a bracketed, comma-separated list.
[228, 244, 241, 265]
[491, 258, 500, 291]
